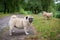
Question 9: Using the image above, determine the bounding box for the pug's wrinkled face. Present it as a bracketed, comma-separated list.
[26, 15, 33, 23]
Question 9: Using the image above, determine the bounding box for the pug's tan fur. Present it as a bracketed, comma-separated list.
[9, 15, 33, 35]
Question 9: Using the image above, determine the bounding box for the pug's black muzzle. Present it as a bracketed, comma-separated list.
[29, 18, 33, 23]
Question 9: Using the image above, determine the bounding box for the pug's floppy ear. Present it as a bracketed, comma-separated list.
[26, 16, 28, 19]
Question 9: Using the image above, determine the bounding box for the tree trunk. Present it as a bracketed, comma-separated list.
[4, 0, 6, 14]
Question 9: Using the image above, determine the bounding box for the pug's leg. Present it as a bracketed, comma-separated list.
[12, 27, 15, 32]
[9, 25, 14, 36]
[24, 27, 29, 35]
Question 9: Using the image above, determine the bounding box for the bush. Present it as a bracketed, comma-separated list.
[22, 0, 42, 14]
[56, 13, 60, 18]
[20, 8, 32, 14]
[56, 3, 60, 11]
[20, 8, 25, 14]
[0, 5, 4, 12]
[26, 11, 32, 14]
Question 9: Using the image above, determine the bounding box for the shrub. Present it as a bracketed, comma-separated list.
[56, 12, 60, 18]
[56, 3, 60, 11]
[20, 8, 33, 14]
[26, 11, 32, 14]
[19, 8, 27, 14]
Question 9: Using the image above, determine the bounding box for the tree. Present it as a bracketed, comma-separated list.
[21, 0, 42, 14]
[0, 0, 56, 14]
[56, 3, 60, 11]
[0, 0, 4, 12]
[0, 0, 20, 13]
[41, 0, 55, 12]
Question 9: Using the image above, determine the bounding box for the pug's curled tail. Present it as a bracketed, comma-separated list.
[10, 15, 17, 19]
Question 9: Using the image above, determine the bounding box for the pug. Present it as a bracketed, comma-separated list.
[9, 15, 33, 35]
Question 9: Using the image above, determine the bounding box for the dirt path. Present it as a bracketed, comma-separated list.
[0, 14, 37, 40]
[0, 16, 10, 31]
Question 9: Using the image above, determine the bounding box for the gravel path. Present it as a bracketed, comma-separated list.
[0, 16, 10, 31]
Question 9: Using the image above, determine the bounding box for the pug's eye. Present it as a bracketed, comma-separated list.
[26, 16, 28, 19]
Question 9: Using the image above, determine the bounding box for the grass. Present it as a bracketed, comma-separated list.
[25, 14, 60, 40]
[0, 13, 11, 18]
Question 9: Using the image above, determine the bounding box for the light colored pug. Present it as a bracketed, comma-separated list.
[9, 15, 33, 35]
[42, 11, 53, 19]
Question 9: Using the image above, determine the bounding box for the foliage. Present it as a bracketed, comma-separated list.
[19, 7, 32, 14]
[56, 3, 60, 11]
[0, 0, 55, 14]
[0, 0, 4, 12]
[56, 11, 60, 18]
[21, 0, 55, 14]
[0, 0, 20, 13]
[41, 0, 56, 12]
[19, 8, 25, 14]
[25, 0, 42, 14]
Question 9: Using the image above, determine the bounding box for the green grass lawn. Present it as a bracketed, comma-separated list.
[24, 14, 60, 40]
[26, 14, 60, 40]
[0, 13, 11, 18]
